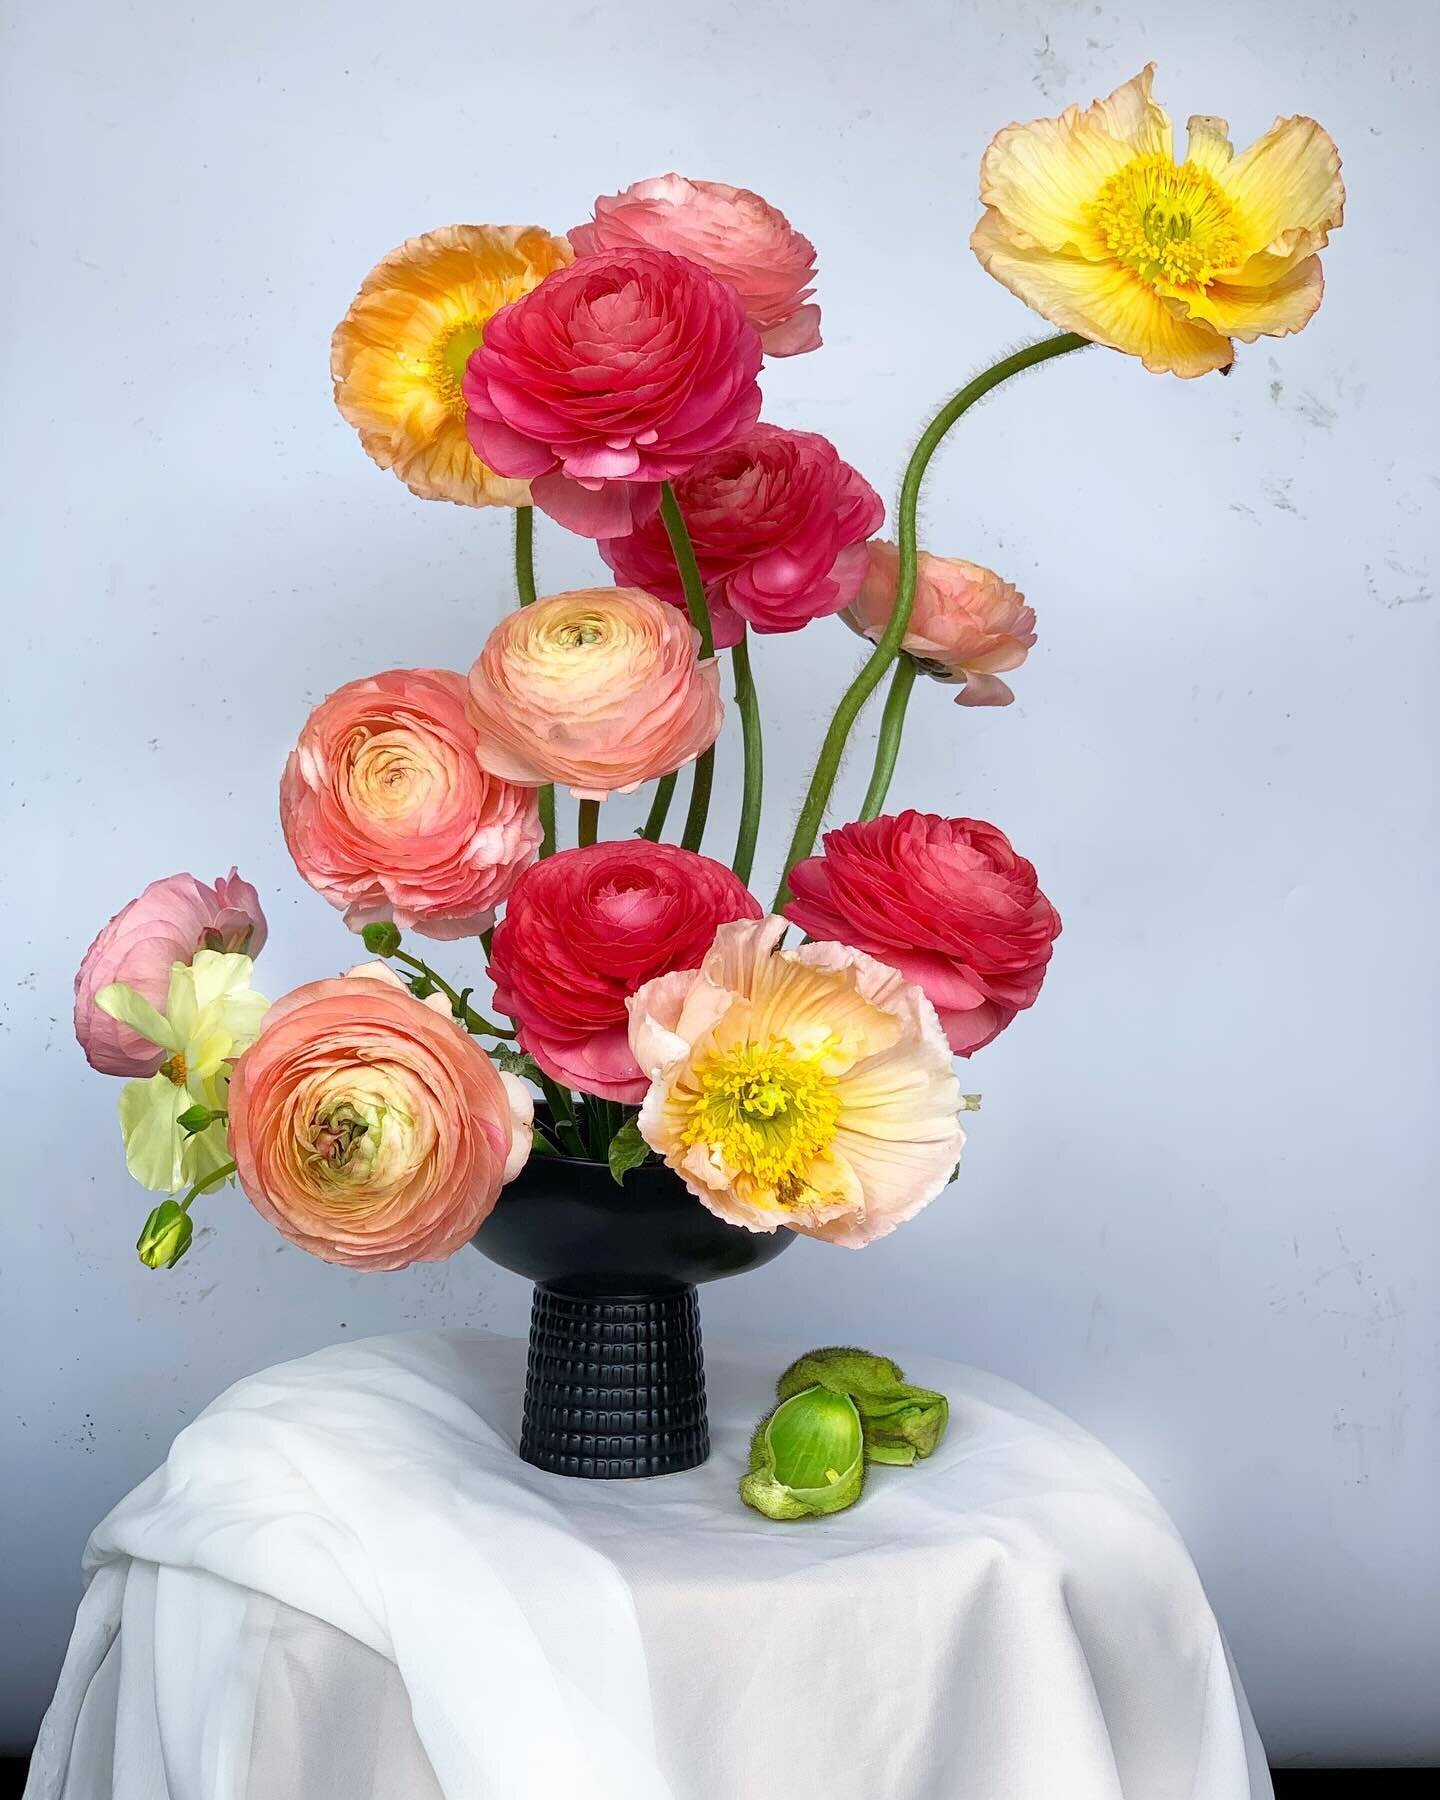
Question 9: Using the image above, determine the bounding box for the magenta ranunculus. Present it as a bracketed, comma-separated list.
[461, 248, 763, 538]
[488, 840, 762, 1101]
[597, 425, 884, 649]
[74, 871, 268, 1076]
[570, 175, 821, 358]
[784, 812, 1061, 1056]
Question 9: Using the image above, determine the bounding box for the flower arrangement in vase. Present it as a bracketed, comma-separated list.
[73, 70, 1343, 1478]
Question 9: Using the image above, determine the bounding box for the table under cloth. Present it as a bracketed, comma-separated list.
[26, 1329, 1271, 1800]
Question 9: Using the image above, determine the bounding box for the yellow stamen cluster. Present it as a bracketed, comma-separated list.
[427, 321, 488, 421]
[1092, 153, 1242, 289]
[160, 1053, 188, 1087]
[681, 1038, 840, 1202]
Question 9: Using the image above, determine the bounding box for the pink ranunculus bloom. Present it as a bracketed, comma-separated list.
[465, 588, 723, 799]
[280, 668, 541, 942]
[74, 871, 268, 1076]
[784, 812, 1062, 1056]
[461, 248, 763, 538]
[598, 425, 884, 649]
[844, 541, 1038, 706]
[569, 174, 822, 358]
[228, 963, 532, 1272]
[488, 840, 762, 1101]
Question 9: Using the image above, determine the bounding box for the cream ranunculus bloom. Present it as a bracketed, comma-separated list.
[626, 916, 965, 1247]
[971, 66, 1344, 377]
[96, 951, 270, 1193]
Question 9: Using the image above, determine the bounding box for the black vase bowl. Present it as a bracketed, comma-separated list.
[472, 1156, 791, 1479]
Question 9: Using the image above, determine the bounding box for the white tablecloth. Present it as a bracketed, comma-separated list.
[27, 1329, 1271, 1800]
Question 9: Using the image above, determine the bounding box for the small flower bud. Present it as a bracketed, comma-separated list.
[176, 1103, 216, 1135]
[136, 1201, 193, 1271]
[361, 920, 403, 956]
[740, 1386, 865, 1520]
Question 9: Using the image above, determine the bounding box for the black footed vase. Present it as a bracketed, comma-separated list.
[472, 1157, 791, 1479]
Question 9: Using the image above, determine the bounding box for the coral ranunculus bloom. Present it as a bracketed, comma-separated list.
[599, 426, 883, 649]
[784, 812, 1062, 1057]
[331, 224, 574, 507]
[844, 541, 1036, 707]
[971, 66, 1344, 377]
[229, 963, 532, 1271]
[488, 841, 762, 1101]
[628, 916, 965, 1247]
[280, 668, 541, 941]
[570, 175, 822, 357]
[466, 589, 724, 799]
[462, 248, 764, 537]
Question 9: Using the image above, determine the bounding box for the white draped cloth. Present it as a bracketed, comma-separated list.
[26, 1330, 1271, 1800]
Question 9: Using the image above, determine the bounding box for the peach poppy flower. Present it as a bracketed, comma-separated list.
[627, 916, 965, 1247]
[331, 224, 573, 506]
[971, 66, 1344, 377]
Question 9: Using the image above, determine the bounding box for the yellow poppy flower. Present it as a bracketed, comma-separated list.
[971, 66, 1344, 377]
[331, 224, 573, 506]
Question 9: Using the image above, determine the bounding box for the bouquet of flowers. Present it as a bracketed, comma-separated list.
[74, 68, 1342, 1282]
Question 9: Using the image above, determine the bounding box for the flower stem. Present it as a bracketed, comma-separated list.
[393, 949, 516, 1037]
[538, 1073, 588, 1159]
[514, 505, 538, 606]
[179, 1160, 237, 1214]
[577, 798, 600, 847]
[514, 504, 556, 852]
[730, 632, 764, 885]
[640, 772, 677, 842]
[858, 654, 917, 822]
[660, 481, 718, 854]
[772, 331, 1088, 910]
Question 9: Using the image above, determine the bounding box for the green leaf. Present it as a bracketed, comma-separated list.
[740, 1387, 866, 1520]
[607, 1117, 651, 1186]
[491, 1044, 542, 1082]
[776, 1346, 950, 1463]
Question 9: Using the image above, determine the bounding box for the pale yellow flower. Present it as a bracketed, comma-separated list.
[971, 66, 1344, 377]
[627, 917, 965, 1247]
[97, 951, 269, 1193]
[331, 225, 573, 506]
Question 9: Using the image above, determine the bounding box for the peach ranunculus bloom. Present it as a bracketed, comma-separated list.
[74, 870, 267, 1076]
[626, 916, 965, 1248]
[570, 175, 821, 358]
[280, 669, 541, 941]
[971, 66, 1344, 377]
[466, 589, 724, 800]
[331, 224, 573, 507]
[843, 540, 1037, 707]
[229, 962, 532, 1271]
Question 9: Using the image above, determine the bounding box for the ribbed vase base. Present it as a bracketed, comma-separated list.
[520, 1283, 709, 1479]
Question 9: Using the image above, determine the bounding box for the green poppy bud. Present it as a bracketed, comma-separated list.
[740, 1385, 865, 1521]
[776, 1347, 949, 1465]
[361, 920, 403, 956]
[136, 1200, 193, 1271]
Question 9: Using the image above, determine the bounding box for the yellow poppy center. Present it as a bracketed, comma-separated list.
[160, 1052, 188, 1086]
[681, 1039, 840, 1199]
[1092, 154, 1242, 288]
[427, 320, 488, 420]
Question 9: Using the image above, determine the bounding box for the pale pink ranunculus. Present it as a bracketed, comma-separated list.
[461, 248, 763, 538]
[628, 916, 965, 1248]
[280, 668, 541, 942]
[228, 964, 531, 1271]
[570, 176, 822, 358]
[466, 589, 723, 799]
[844, 540, 1037, 706]
[598, 425, 883, 649]
[74, 870, 268, 1076]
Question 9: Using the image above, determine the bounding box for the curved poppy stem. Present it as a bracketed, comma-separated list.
[858, 654, 917, 822]
[640, 771, 678, 842]
[730, 633, 764, 885]
[772, 331, 1088, 910]
[659, 483, 718, 854]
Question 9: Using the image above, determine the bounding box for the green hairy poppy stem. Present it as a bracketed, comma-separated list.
[640, 770, 678, 842]
[772, 331, 1088, 911]
[514, 504, 555, 854]
[730, 632, 764, 885]
[660, 481, 718, 854]
[858, 654, 917, 822]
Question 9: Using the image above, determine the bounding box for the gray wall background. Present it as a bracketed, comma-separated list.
[2, 0, 1436, 1766]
